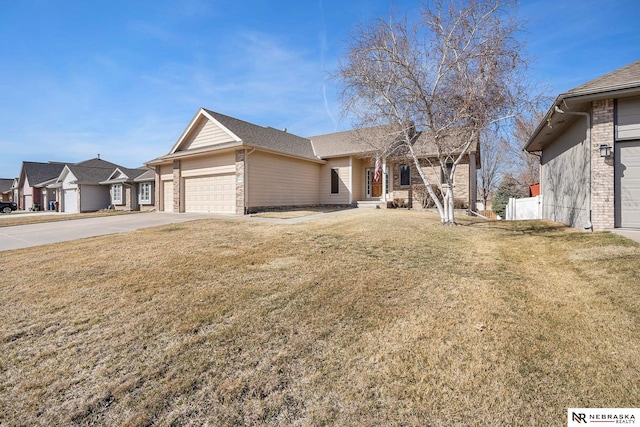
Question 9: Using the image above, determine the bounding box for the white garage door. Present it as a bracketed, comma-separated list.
[63, 189, 78, 213]
[163, 181, 173, 212]
[616, 140, 640, 228]
[184, 174, 235, 213]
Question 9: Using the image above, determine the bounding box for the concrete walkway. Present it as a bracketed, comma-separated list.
[0, 209, 363, 252]
[610, 228, 640, 244]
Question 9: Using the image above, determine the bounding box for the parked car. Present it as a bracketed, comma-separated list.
[0, 201, 18, 213]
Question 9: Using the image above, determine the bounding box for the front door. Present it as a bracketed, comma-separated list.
[366, 168, 388, 199]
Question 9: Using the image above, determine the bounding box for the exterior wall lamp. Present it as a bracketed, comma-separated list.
[599, 144, 612, 158]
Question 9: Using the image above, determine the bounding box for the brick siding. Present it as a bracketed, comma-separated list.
[590, 99, 615, 231]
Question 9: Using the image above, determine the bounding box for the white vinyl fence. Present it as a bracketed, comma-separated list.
[505, 195, 543, 220]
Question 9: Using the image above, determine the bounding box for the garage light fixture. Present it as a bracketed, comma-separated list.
[599, 144, 612, 158]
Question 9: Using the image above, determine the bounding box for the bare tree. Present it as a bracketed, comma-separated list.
[478, 127, 507, 210]
[509, 115, 541, 190]
[338, 0, 529, 225]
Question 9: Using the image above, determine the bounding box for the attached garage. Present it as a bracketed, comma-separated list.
[184, 174, 235, 213]
[615, 140, 640, 228]
[162, 181, 173, 212]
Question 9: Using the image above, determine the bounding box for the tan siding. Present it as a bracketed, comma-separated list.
[181, 152, 236, 177]
[352, 158, 366, 201]
[182, 118, 235, 151]
[159, 164, 173, 181]
[320, 157, 351, 204]
[247, 151, 320, 207]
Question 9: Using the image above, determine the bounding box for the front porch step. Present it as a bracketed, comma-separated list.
[356, 200, 384, 209]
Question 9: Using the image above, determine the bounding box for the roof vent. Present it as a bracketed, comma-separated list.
[283, 128, 287, 132]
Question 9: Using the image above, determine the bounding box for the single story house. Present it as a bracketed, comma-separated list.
[146, 108, 478, 214]
[17, 161, 66, 211]
[100, 167, 156, 212]
[525, 59, 640, 231]
[0, 178, 14, 201]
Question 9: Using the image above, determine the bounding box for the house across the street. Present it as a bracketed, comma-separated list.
[525, 59, 640, 231]
[146, 108, 479, 214]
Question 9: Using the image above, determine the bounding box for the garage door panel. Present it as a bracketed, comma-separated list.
[184, 174, 235, 213]
[616, 141, 640, 228]
[63, 189, 78, 213]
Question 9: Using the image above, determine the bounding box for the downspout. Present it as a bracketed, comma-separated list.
[553, 105, 592, 230]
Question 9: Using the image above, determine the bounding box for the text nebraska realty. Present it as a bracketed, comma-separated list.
[573, 412, 636, 424]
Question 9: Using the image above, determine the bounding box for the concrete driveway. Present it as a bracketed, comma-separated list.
[0, 212, 221, 252]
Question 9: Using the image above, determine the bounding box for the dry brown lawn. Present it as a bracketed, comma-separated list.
[0, 210, 638, 426]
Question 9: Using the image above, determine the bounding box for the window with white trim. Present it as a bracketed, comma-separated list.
[112, 184, 123, 205]
[139, 183, 151, 204]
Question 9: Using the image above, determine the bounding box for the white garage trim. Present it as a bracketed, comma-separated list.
[162, 181, 174, 212]
[184, 174, 235, 214]
[615, 140, 640, 228]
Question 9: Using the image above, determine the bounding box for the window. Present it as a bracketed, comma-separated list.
[400, 165, 410, 186]
[139, 183, 151, 204]
[112, 184, 123, 205]
[440, 163, 453, 185]
[331, 169, 339, 194]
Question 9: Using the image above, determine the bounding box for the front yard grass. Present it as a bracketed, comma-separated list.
[0, 210, 638, 425]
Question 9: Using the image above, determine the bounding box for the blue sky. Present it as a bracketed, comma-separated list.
[1, 0, 639, 178]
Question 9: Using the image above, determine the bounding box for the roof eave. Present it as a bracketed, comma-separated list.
[526, 84, 640, 153]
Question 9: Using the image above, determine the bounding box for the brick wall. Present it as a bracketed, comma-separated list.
[590, 99, 615, 231]
[390, 158, 471, 209]
[173, 160, 181, 212]
[235, 150, 245, 215]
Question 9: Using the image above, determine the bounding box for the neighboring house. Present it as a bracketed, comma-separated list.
[100, 167, 156, 211]
[146, 108, 478, 214]
[525, 60, 640, 231]
[11, 178, 19, 203]
[47, 158, 122, 213]
[17, 161, 66, 211]
[0, 178, 14, 201]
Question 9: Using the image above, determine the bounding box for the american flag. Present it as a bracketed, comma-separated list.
[374, 155, 381, 182]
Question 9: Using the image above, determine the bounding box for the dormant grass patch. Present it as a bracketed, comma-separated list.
[0, 210, 638, 426]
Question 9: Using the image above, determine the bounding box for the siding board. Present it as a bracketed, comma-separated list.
[248, 151, 320, 207]
[182, 118, 235, 150]
[320, 158, 351, 204]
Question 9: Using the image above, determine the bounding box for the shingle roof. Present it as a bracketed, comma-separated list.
[0, 178, 13, 193]
[67, 165, 116, 184]
[204, 109, 318, 160]
[22, 162, 66, 187]
[75, 158, 121, 169]
[309, 127, 389, 158]
[310, 127, 478, 158]
[565, 60, 640, 96]
[133, 169, 155, 182]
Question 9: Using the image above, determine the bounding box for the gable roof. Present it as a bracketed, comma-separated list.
[21, 161, 66, 187]
[148, 108, 322, 165]
[100, 167, 149, 185]
[133, 169, 155, 182]
[204, 110, 318, 160]
[526, 60, 640, 152]
[0, 178, 13, 193]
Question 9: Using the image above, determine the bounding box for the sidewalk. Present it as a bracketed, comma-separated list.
[610, 228, 640, 244]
